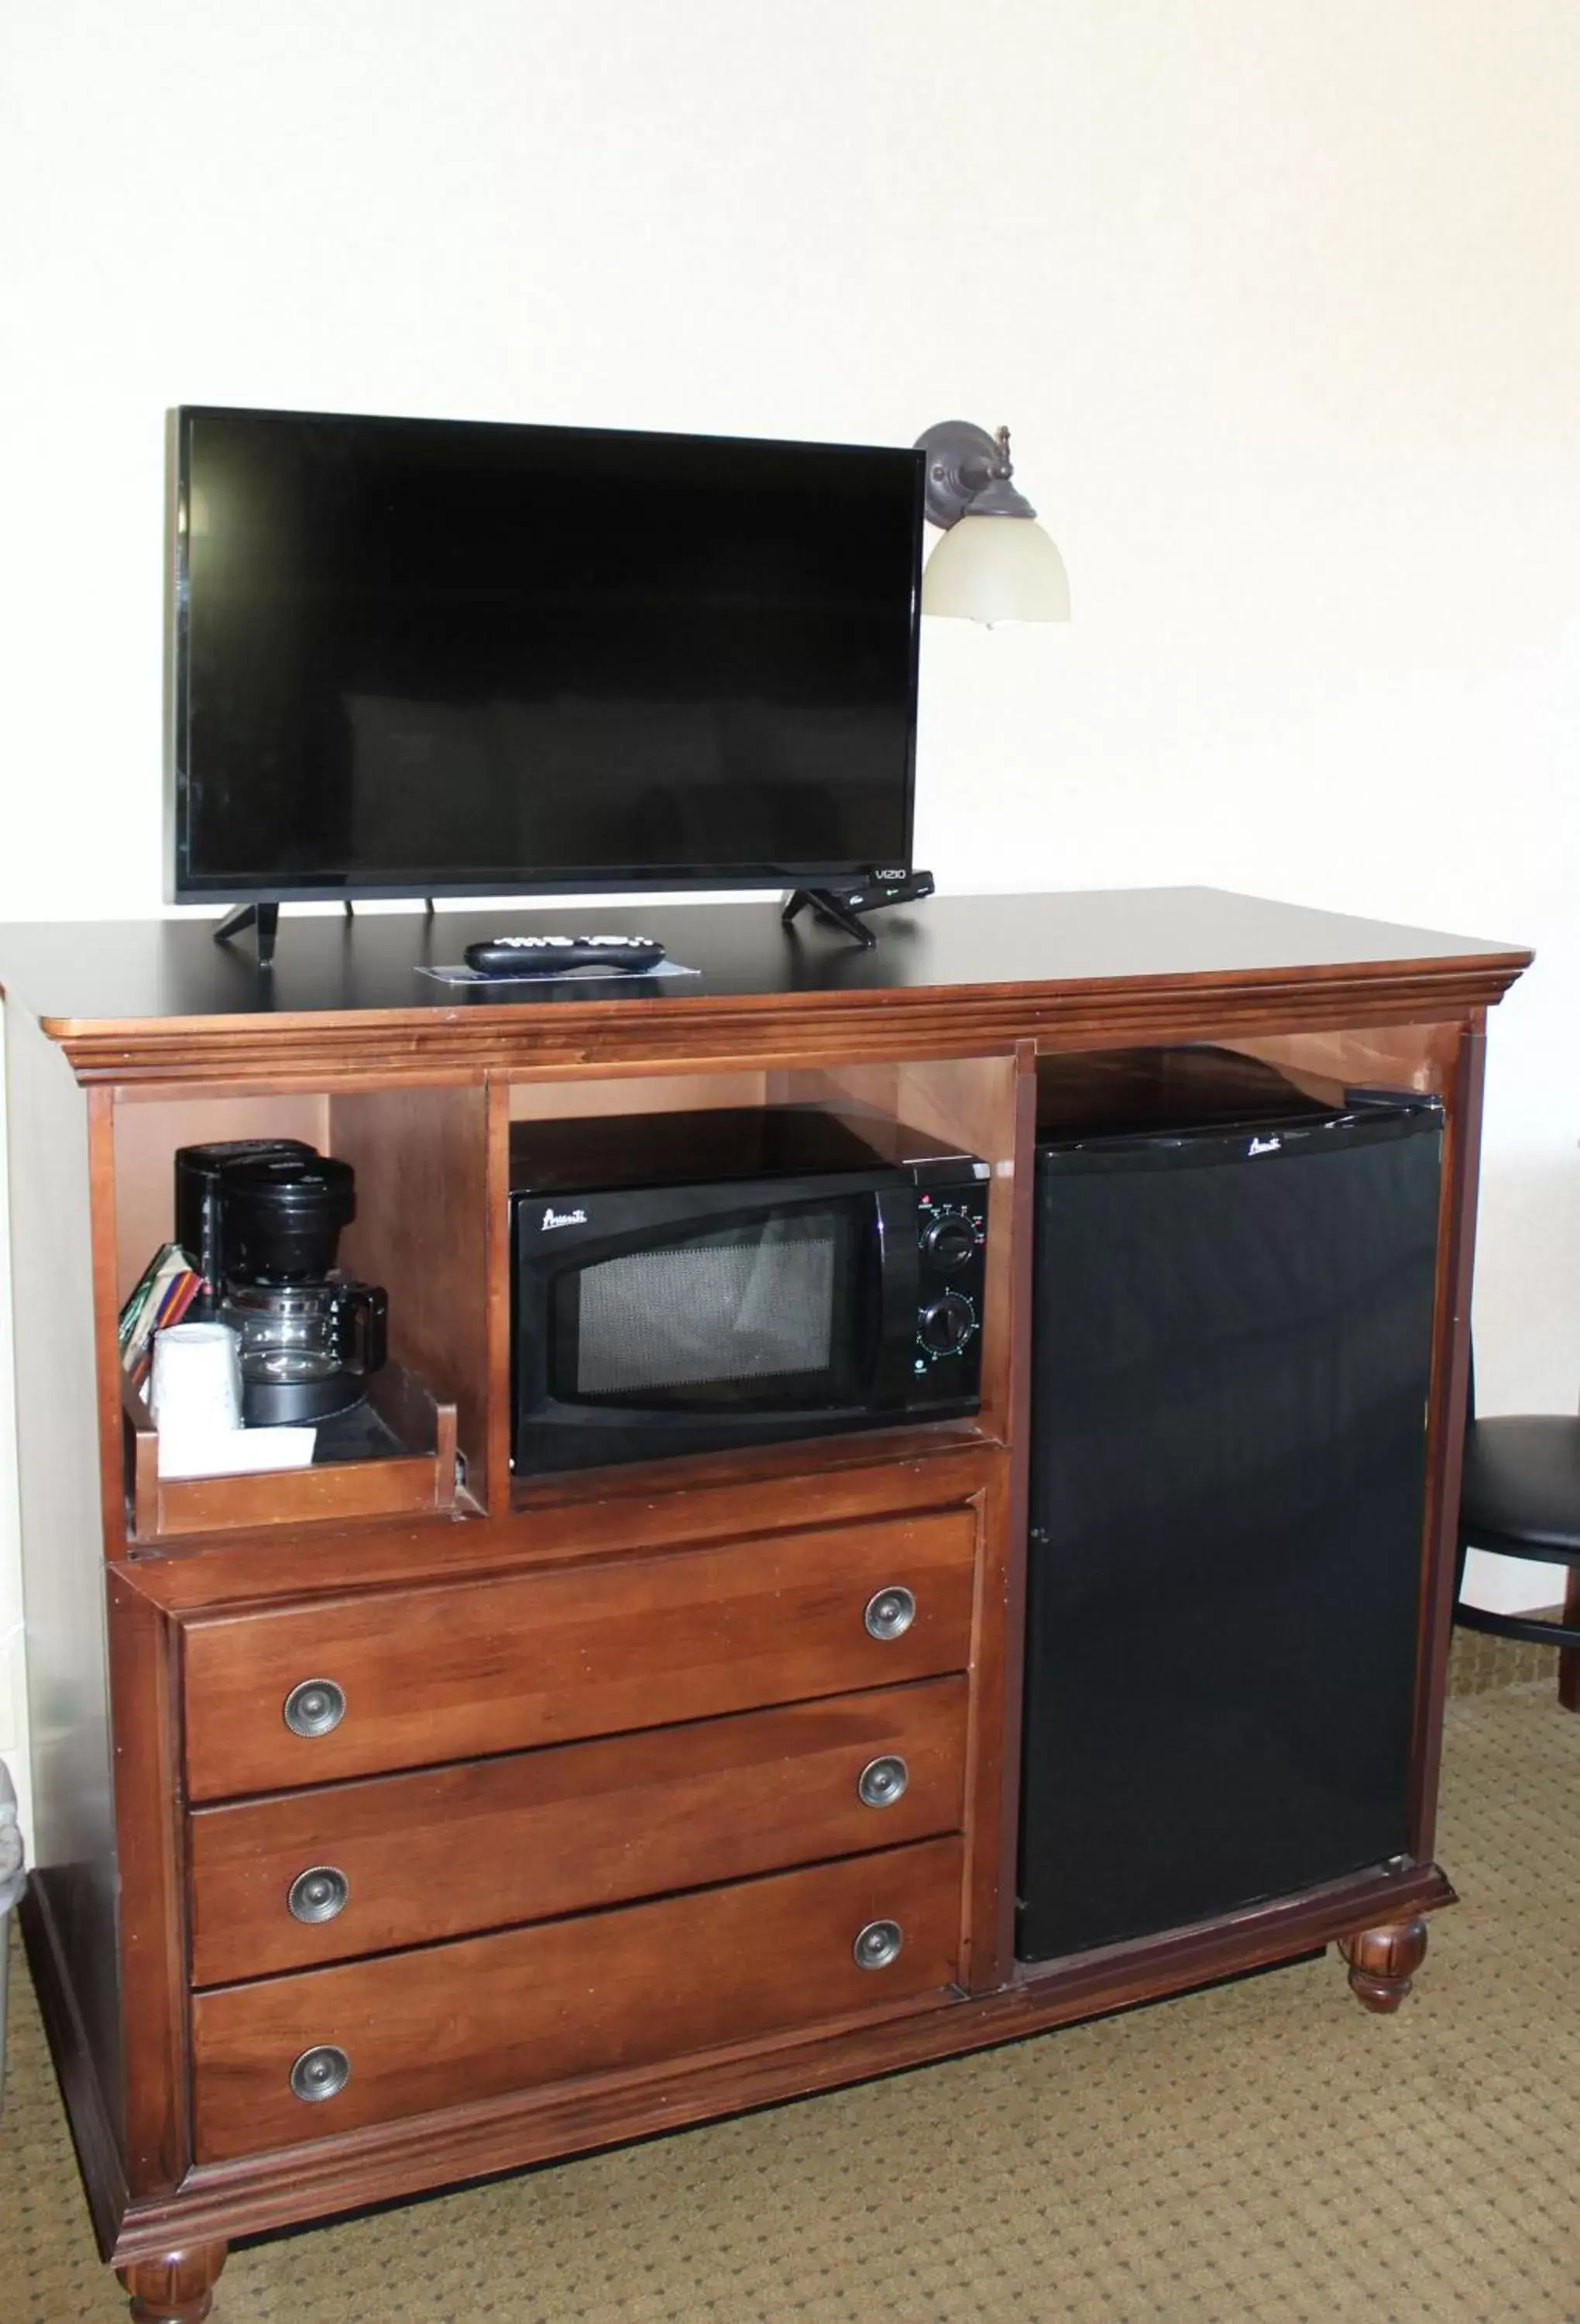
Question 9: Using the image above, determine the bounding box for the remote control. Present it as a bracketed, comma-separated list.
[463, 933, 668, 978]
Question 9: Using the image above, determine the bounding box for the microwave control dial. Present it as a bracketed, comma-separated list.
[920, 1211, 977, 1270]
[919, 1291, 977, 1355]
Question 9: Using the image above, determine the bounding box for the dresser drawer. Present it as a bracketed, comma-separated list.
[190, 1676, 968, 1985]
[192, 1834, 964, 2162]
[181, 1506, 978, 1800]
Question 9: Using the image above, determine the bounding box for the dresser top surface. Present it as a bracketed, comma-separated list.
[0, 888, 1530, 1038]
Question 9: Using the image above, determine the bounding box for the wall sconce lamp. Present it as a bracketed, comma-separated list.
[915, 420, 1070, 625]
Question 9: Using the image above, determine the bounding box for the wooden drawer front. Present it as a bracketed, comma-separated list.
[181, 1506, 977, 1800]
[190, 1676, 969, 1986]
[192, 1835, 965, 2163]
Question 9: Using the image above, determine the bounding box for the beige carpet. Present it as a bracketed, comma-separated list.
[5, 1650, 1577, 2323]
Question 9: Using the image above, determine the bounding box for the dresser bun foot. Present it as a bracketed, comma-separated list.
[1338, 1917, 1429, 2013]
[117, 2244, 229, 2322]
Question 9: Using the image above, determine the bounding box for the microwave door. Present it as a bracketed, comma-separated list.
[568, 1206, 857, 1409]
[516, 1175, 903, 1471]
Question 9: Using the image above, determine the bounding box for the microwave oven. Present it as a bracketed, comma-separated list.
[508, 1107, 990, 1477]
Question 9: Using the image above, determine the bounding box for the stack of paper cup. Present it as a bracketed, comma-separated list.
[150, 1322, 243, 1476]
[149, 1321, 318, 1479]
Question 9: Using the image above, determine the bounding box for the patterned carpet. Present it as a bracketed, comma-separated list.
[4, 1640, 1576, 2324]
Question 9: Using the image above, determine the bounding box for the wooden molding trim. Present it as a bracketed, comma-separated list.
[48, 957, 1528, 1086]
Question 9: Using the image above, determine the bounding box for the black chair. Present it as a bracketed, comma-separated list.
[1455, 1406, 1580, 1710]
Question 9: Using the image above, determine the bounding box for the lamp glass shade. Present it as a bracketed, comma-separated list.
[921, 514, 1070, 624]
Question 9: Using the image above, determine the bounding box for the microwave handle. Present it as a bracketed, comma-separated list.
[872, 1186, 922, 1408]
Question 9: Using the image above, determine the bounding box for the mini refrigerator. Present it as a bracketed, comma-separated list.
[1017, 1060, 1444, 1964]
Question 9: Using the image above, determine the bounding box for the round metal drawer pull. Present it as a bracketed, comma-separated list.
[857, 1755, 910, 1809]
[283, 1679, 346, 1738]
[864, 1587, 916, 1642]
[854, 1919, 905, 1972]
[290, 2045, 352, 2103]
[288, 1866, 350, 1925]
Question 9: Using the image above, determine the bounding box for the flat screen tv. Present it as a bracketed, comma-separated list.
[168, 406, 923, 906]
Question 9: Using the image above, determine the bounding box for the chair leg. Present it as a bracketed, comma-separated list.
[1561, 1568, 1580, 1714]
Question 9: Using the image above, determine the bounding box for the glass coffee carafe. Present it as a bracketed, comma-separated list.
[218, 1276, 389, 1425]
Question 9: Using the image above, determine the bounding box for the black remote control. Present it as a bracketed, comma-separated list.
[463, 933, 668, 978]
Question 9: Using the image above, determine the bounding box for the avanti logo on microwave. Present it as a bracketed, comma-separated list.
[541, 1205, 589, 1230]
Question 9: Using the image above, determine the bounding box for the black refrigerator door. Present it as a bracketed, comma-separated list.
[1017, 1106, 1443, 1964]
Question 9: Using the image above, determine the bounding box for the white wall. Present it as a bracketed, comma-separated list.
[3, 2, 1577, 1832]
[0, 1011, 22, 1838]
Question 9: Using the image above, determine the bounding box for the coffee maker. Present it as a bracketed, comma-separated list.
[173, 1141, 388, 1425]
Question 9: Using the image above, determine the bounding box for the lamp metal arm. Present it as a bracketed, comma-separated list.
[915, 418, 1038, 527]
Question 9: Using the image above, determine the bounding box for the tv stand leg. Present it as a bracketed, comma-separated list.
[212, 902, 280, 968]
[1338, 1917, 1428, 2012]
[781, 889, 879, 949]
[117, 2243, 228, 2322]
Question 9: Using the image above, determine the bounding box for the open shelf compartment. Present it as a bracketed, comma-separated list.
[500, 1055, 1025, 1490]
[108, 1084, 489, 1539]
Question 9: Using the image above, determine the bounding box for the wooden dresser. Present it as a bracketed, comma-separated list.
[0, 889, 1530, 2324]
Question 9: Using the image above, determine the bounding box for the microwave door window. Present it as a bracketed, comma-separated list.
[554, 1208, 867, 1411]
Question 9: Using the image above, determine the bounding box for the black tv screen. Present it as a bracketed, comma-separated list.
[169, 407, 923, 901]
